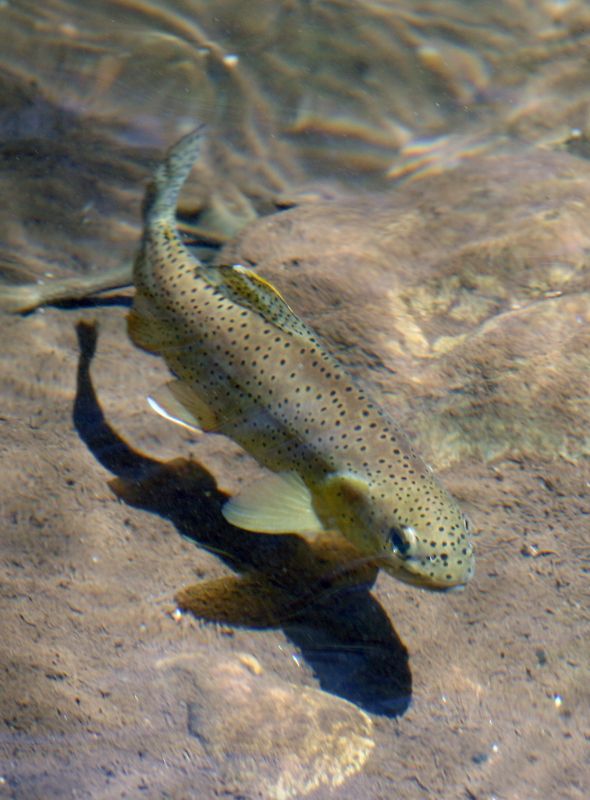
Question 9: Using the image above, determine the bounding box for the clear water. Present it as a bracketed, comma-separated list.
[1, 2, 589, 799]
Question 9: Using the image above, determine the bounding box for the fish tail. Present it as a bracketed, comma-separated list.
[141, 124, 206, 224]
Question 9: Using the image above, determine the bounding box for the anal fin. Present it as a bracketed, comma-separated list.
[127, 291, 169, 354]
[127, 307, 163, 354]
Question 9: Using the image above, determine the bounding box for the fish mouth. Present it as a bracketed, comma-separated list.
[419, 580, 468, 594]
[377, 553, 473, 592]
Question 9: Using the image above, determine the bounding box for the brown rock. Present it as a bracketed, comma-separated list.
[158, 652, 374, 800]
[220, 146, 590, 465]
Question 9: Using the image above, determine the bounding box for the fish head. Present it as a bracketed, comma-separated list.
[374, 480, 474, 591]
[317, 470, 474, 591]
[376, 512, 474, 591]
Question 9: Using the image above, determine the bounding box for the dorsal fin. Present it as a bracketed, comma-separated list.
[215, 264, 320, 340]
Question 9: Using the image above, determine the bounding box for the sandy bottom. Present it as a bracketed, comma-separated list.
[1, 291, 589, 800]
[1, 0, 590, 795]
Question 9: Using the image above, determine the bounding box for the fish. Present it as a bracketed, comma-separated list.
[127, 127, 474, 591]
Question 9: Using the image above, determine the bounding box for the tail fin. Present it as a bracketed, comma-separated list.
[141, 125, 206, 225]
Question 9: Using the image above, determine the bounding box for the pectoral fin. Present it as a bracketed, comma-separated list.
[222, 471, 325, 536]
[148, 379, 218, 432]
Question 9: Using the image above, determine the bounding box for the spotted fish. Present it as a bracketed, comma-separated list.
[128, 128, 474, 590]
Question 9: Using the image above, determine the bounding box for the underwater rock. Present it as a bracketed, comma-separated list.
[157, 651, 374, 800]
[219, 146, 590, 466]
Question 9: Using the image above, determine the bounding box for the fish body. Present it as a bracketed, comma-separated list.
[128, 128, 474, 590]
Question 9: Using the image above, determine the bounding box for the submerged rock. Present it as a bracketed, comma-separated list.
[219, 146, 590, 466]
[157, 652, 374, 800]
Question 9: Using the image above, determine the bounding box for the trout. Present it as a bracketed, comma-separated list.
[128, 128, 474, 590]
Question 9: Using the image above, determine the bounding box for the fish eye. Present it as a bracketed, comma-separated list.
[387, 526, 410, 556]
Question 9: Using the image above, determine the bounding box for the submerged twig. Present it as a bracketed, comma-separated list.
[0, 263, 134, 313]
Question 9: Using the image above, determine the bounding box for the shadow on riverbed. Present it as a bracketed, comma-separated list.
[73, 319, 412, 716]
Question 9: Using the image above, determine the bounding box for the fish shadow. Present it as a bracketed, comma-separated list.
[73, 320, 412, 717]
